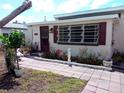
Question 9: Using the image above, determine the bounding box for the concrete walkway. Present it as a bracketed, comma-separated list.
[20, 57, 124, 93]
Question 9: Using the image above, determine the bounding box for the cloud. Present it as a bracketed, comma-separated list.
[1, 4, 13, 10]
[31, 0, 55, 13]
[91, 0, 112, 9]
[56, 0, 91, 13]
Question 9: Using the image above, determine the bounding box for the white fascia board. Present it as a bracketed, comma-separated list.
[28, 14, 119, 26]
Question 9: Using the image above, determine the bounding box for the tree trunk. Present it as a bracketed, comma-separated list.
[15, 48, 19, 70]
[0, 0, 32, 28]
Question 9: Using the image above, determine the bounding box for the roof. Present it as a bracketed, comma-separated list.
[3, 23, 27, 30]
[28, 14, 118, 26]
[54, 5, 124, 20]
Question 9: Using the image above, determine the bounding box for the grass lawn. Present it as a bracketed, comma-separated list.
[0, 58, 86, 93]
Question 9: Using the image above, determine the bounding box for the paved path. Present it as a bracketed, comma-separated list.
[20, 57, 124, 93]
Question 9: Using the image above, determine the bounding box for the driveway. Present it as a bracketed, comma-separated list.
[20, 57, 124, 93]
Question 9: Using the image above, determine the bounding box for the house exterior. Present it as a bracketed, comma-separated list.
[27, 6, 124, 59]
[0, 22, 27, 36]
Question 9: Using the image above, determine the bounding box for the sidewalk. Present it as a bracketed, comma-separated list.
[20, 57, 124, 93]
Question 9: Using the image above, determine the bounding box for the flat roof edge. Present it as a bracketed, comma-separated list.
[28, 14, 119, 26]
[54, 5, 124, 18]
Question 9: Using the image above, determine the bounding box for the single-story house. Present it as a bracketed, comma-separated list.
[27, 6, 124, 59]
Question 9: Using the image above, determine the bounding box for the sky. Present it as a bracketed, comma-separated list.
[0, 0, 124, 23]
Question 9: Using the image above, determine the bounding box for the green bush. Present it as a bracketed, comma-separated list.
[0, 30, 24, 73]
[112, 51, 124, 62]
[42, 48, 57, 59]
[43, 47, 103, 66]
[77, 49, 103, 66]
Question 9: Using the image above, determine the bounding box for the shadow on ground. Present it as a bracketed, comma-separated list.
[0, 73, 20, 90]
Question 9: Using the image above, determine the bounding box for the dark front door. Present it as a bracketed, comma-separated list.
[40, 26, 49, 52]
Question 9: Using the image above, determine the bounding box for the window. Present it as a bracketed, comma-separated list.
[58, 24, 99, 45]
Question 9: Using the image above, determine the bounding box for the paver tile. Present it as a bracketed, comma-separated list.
[81, 89, 95, 93]
[98, 79, 110, 90]
[92, 70, 103, 79]
[101, 71, 111, 80]
[72, 73, 83, 78]
[111, 76, 120, 84]
[85, 69, 94, 75]
[80, 73, 91, 81]
[121, 84, 124, 93]
[88, 77, 99, 87]
[111, 72, 120, 79]
[109, 82, 121, 93]
[120, 73, 124, 85]
[96, 88, 109, 93]
[84, 85, 97, 92]
[122, 89, 124, 93]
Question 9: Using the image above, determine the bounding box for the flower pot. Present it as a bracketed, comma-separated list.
[103, 60, 113, 67]
[14, 69, 23, 77]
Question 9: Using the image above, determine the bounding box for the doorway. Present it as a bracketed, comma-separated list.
[40, 26, 49, 52]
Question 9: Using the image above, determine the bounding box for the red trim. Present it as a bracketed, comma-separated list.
[99, 22, 106, 45]
[53, 26, 58, 43]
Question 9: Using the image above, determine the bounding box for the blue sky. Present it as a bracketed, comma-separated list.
[0, 0, 124, 23]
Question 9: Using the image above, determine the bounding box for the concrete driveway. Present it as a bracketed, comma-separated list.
[20, 57, 124, 93]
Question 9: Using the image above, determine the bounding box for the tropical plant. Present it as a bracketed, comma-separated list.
[9, 31, 24, 69]
[0, 30, 24, 73]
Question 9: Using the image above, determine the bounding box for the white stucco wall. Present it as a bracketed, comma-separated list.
[49, 20, 113, 59]
[25, 27, 33, 45]
[113, 12, 124, 53]
[27, 26, 41, 50]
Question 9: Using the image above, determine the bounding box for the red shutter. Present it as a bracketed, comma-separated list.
[53, 26, 58, 43]
[99, 22, 106, 45]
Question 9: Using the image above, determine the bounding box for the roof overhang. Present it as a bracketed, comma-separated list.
[54, 6, 124, 19]
[28, 14, 119, 26]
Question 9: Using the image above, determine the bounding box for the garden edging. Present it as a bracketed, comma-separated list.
[28, 56, 112, 71]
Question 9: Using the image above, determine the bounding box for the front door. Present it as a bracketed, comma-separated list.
[40, 26, 49, 52]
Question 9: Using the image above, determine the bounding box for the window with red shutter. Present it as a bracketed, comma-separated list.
[57, 24, 99, 45]
[99, 22, 106, 45]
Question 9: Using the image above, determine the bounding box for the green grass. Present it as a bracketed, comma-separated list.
[0, 69, 87, 93]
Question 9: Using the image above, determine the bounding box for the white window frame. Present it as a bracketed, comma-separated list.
[58, 23, 99, 45]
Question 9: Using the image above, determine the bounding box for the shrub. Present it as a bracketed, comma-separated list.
[42, 47, 103, 66]
[42, 48, 57, 59]
[77, 48, 103, 66]
[112, 51, 124, 62]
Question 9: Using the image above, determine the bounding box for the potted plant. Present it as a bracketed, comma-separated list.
[103, 58, 113, 67]
[9, 31, 25, 77]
